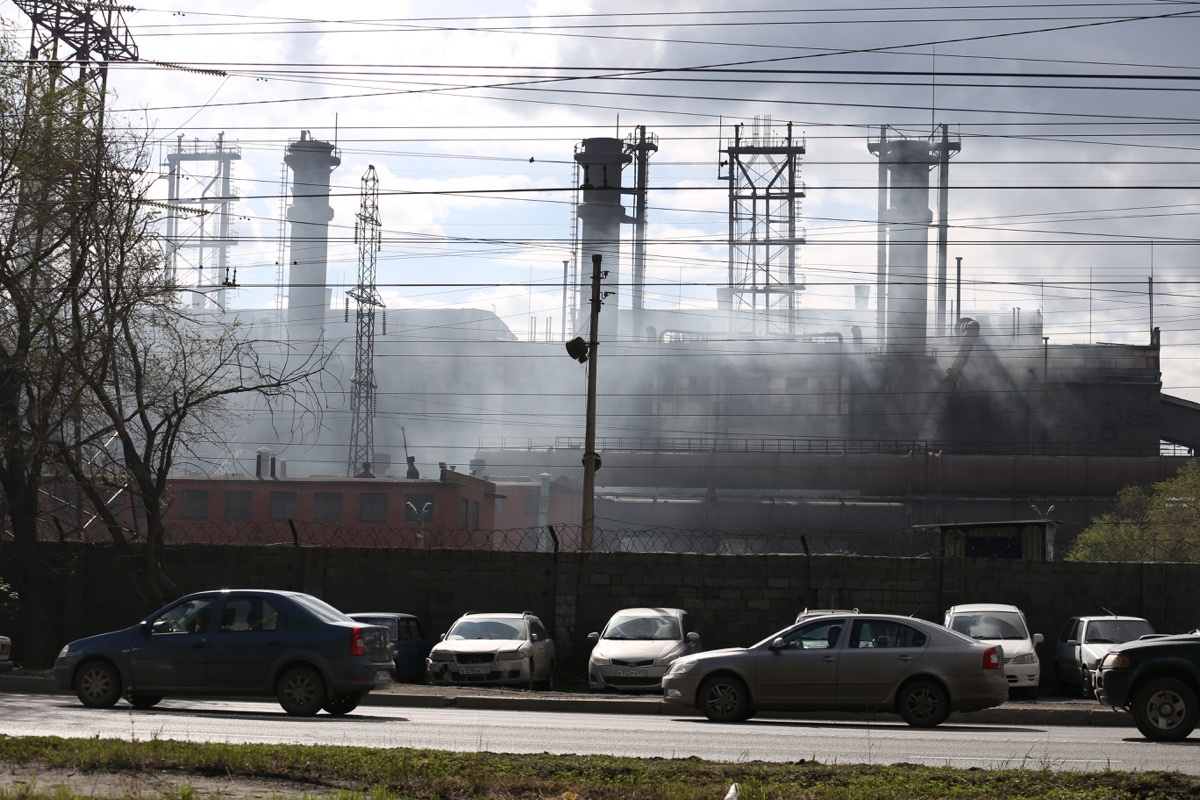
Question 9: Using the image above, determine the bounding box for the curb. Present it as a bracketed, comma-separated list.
[2, 673, 1133, 728]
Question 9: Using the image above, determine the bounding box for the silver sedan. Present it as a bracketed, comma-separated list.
[662, 613, 1008, 727]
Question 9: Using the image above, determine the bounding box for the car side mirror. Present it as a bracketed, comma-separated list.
[138, 620, 152, 635]
[587, 631, 599, 642]
[439, 633, 446, 641]
[1033, 633, 1044, 645]
[686, 632, 700, 643]
[531, 633, 540, 642]
[769, 637, 786, 651]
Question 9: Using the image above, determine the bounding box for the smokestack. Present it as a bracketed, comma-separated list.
[574, 138, 632, 339]
[285, 130, 341, 336]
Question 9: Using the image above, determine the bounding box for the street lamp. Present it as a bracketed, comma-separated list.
[406, 501, 431, 548]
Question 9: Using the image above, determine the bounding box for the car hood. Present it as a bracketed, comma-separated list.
[61, 626, 138, 654]
[674, 646, 747, 668]
[1079, 642, 1120, 664]
[433, 640, 525, 655]
[592, 639, 683, 661]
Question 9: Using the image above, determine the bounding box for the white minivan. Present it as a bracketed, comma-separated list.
[944, 603, 1043, 700]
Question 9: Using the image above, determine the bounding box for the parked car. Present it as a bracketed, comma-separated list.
[0, 635, 12, 672]
[944, 603, 1043, 700]
[53, 589, 394, 716]
[1054, 614, 1156, 697]
[587, 607, 700, 692]
[348, 612, 431, 683]
[795, 607, 859, 624]
[1096, 632, 1200, 741]
[662, 613, 1007, 727]
[427, 611, 555, 689]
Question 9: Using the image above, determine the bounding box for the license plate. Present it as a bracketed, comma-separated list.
[376, 670, 393, 683]
[615, 668, 648, 677]
[458, 665, 491, 675]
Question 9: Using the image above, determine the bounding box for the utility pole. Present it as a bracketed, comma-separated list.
[348, 165, 383, 477]
[581, 254, 603, 552]
[566, 254, 605, 552]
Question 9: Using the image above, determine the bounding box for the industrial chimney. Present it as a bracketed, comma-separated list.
[285, 130, 341, 336]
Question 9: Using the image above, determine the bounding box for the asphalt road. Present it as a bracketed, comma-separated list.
[2, 689, 1196, 774]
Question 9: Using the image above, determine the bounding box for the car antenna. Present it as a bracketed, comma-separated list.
[1101, 606, 1116, 616]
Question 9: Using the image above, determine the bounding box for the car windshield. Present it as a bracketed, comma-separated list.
[447, 617, 527, 640]
[948, 610, 1029, 640]
[1086, 619, 1154, 643]
[603, 614, 681, 641]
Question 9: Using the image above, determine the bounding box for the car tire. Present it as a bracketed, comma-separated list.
[1080, 669, 1095, 699]
[897, 679, 951, 727]
[321, 691, 363, 716]
[129, 693, 163, 710]
[75, 660, 122, 709]
[276, 666, 325, 717]
[1131, 677, 1199, 742]
[698, 674, 753, 723]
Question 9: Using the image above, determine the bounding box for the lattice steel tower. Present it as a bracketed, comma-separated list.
[719, 117, 806, 337]
[13, 1, 138, 127]
[347, 166, 383, 478]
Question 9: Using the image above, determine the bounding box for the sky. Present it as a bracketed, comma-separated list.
[4, 0, 1200, 402]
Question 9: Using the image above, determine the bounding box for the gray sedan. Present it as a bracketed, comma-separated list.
[662, 613, 1008, 727]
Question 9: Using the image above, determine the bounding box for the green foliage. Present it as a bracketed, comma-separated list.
[1070, 461, 1200, 563]
[0, 737, 1195, 799]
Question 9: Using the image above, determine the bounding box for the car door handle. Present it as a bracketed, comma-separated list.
[895, 655, 913, 662]
[821, 655, 836, 662]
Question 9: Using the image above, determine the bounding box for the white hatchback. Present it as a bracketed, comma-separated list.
[944, 603, 1043, 700]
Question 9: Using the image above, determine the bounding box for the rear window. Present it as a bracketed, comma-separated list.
[292, 593, 353, 624]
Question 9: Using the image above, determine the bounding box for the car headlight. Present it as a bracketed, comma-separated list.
[56, 645, 71, 659]
[496, 649, 527, 662]
[1009, 653, 1037, 665]
[1100, 653, 1131, 670]
[665, 659, 697, 676]
[428, 650, 454, 663]
[654, 645, 685, 666]
[590, 653, 612, 667]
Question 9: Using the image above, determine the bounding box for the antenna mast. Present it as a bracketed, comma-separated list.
[347, 165, 384, 477]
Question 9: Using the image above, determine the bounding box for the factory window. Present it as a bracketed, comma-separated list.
[181, 490, 209, 520]
[494, 497, 505, 516]
[473, 501, 480, 530]
[224, 491, 251, 520]
[965, 533, 1022, 559]
[460, 498, 469, 528]
[524, 492, 540, 517]
[405, 493, 433, 524]
[360, 493, 387, 523]
[269, 491, 297, 521]
[314, 492, 342, 522]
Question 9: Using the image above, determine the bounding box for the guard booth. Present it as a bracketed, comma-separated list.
[912, 518, 1056, 561]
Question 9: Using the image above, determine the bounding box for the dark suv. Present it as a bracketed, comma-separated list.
[1095, 633, 1200, 741]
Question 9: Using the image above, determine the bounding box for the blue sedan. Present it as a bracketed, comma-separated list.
[53, 589, 393, 716]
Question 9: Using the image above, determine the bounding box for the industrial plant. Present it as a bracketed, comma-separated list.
[159, 113, 1196, 558]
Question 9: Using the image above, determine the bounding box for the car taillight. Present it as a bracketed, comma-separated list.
[983, 646, 1002, 670]
[350, 627, 367, 656]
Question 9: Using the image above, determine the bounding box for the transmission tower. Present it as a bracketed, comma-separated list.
[13, 1, 139, 128]
[347, 165, 384, 478]
[719, 117, 807, 337]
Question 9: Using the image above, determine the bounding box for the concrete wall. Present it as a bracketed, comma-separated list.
[10, 543, 1198, 682]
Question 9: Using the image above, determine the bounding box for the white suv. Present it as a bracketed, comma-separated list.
[945, 603, 1043, 700]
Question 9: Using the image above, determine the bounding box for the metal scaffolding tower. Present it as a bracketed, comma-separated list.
[347, 166, 384, 478]
[163, 133, 241, 309]
[719, 117, 807, 337]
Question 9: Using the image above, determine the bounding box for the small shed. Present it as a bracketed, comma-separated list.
[911, 518, 1056, 560]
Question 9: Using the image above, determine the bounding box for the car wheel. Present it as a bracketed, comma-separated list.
[276, 666, 325, 717]
[1080, 669, 1095, 699]
[898, 679, 951, 727]
[321, 691, 363, 716]
[1131, 678, 1199, 742]
[75, 660, 122, 709]
[698, 674, 753, 723]
[129, 693, 163, 710]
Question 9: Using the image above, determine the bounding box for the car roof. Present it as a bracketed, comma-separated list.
[1074, 614, 1150, 622]
[459, 611, 535, 619]
[947, 603, 1024, 614]
[348, 612, 419, 620]
[609, 607, 686, 617]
